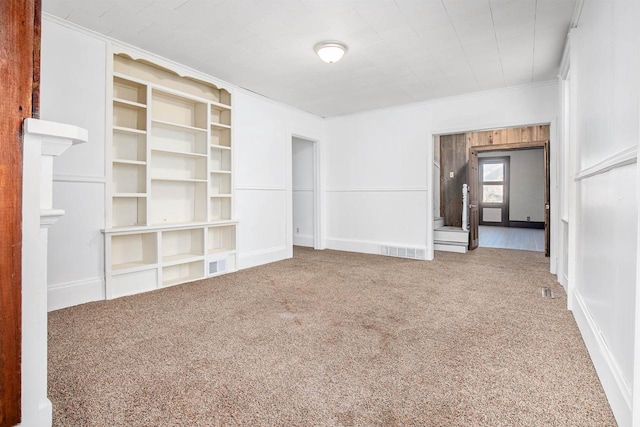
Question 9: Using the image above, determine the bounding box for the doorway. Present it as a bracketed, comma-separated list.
[435, 124, 551, 256]
[292, 136, 317, 249]
[472, 144, 549, 255]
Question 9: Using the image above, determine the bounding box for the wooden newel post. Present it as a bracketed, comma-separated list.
[0, 0, 41, 425]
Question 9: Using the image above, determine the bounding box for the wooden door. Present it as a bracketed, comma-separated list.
[544, 141, 550, 257]
[468, 148, 479, 250]
[478, 157, 510, 227]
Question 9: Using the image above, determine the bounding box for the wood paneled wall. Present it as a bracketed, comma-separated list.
[439, 125, 550, 226]
[440, 134, 467, 227]
[466, 125, 550, 149]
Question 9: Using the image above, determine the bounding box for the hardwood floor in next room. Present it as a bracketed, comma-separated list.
[479, 225, 544, 252]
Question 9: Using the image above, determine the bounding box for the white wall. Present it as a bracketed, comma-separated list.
[41, 16, 324, 309]
[292, 137, 314, 247]
[325, 83, 558, 259]
[564, 1, 640, 425]
[41, 19, 108, 310]
[479, 149, 545, 222]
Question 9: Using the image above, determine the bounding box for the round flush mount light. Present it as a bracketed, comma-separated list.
[314, 42, 348, 63]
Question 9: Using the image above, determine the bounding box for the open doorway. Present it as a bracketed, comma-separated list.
[477, 149, 545, 252]
[292, 136, 317, 250]
[435, 125, 550, 256]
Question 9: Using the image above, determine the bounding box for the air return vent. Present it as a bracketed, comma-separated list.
[380, 246, 427, 260]
[207, 259, 227, 277]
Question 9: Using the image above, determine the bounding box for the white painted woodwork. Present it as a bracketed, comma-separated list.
[562, 1, 640, 425]
[104, 52, 238, 299]
[292, 137, 315, 248]
[22, 119, 87, 427]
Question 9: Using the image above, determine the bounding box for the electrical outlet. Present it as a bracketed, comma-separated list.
[449, 171, 454, 178]
[527, 216, 530, 221]
[296, 228, 299, 233]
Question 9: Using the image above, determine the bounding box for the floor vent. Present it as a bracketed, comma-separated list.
[541, 287, 555, 298]
[208, 259, 227, 277]
[380, 246, 426, 260]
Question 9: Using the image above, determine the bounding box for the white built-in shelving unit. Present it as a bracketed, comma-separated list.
[104, 52, 237, 299]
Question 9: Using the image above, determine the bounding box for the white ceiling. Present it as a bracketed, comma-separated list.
[43, 0, 577, 117]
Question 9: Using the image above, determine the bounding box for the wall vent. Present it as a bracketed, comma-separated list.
[380, 246, 427, 260]
[207, 259, 227, 277]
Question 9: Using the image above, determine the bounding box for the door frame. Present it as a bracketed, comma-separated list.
[286, 132, 324, 257]
[478, 156, 511, 227]
[471, 141, 550, 256]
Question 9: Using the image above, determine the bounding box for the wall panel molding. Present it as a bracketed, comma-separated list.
[236, 185, 286, 191]
[53, 173, 106, 184]
[326, 187, 428, 193]
[575, 147, 637, 181]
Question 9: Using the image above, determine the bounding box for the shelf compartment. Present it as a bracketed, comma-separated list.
[152, 89, 208, 130]
[210, 148, 231, 171]
[114, 98, 146, 110]
[113, 128, 146, 162]
[111, 232, 157, 271]
[210, 107, 231, 127]
[113, 103, 146, 131]
[210, 173, 231, 195]
[113, 76, 147, 105]
[150, 180, 207, 225]
[209, 197, 231, 221]
[150, 122, 207, 155]
[109, 268, 158, 299]
[150, 151, 207, 181]
[162, 228, 204, 265]
[210, 127, 230, 147]
[162, 260, 204, 287]
[112, 197, 147, 228]
[113, 162, 146, 194]
[208, 225, 236, 255]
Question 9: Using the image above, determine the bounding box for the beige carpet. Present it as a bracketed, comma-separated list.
[48, 247, 616, 426]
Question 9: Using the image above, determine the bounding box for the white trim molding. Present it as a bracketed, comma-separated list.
[327, 187, 428, 193]
[236, 185, 287, 191]
[238, 245, 288, 270]
[572, 291, 632, 427]
[53, 173, 106, 184]
[48, 276, 106, 311]
[326, 237, 427, 258]
[574, 147, 638, 181]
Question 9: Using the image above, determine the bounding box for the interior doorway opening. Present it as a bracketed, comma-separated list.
[292, 136, 318, 251]
[434, 125, 551, 256]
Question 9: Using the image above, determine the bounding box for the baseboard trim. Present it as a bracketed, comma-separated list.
[572, 291, 631, 426]
[293, 234, 313, 248]
[509, 221, 544, 229]
[238, 245, 288, 270]
[326, 237, 427, 259]
[48, 277, 105, 311]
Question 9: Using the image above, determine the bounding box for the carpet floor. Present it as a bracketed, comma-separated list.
[48, 247, 616, 426]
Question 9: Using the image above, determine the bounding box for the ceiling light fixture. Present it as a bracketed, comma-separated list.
[314, 42, 347, 64]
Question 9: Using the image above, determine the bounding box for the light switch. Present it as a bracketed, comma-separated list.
[449, 171, 454, 178]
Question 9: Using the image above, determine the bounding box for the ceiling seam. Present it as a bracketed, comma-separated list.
[488, 0, 506, 88]
[440, 0, 481, 92]
[532, 0, 538, 83]
[391, 0, 439, 100]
